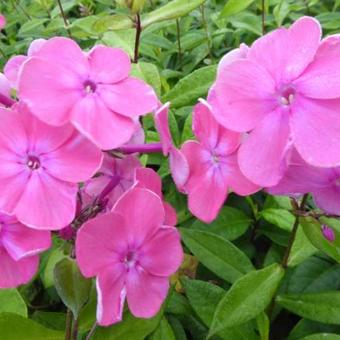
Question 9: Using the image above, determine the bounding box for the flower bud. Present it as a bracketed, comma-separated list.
[321, 225, 335, 242]
[116, 0, 145, 13]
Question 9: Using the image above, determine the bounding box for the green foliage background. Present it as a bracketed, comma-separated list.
[1, 0, 340, 339]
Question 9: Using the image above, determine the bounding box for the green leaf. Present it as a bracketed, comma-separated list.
[301, 217, 340, 262]
[93, 14, 134, 32]
[54, 258, 92, 319]
[256, 312, 269, 340]
[0, 313, 63, 340]
[94, 309, 163, 339]
[101, 30, 136, 58]
[300, 334, 340, 340]
[180, 229, 254, 283]
[131, 62, 161, 97]
[191, 206, 252, 241]
[32, 312, 66, 331]
[209, 264, 284, 337]
[277, 292, 340, 324]
[18, 19, 48, 37]
[142, 0, 206, 28]
[220, 0, 255, 18]
[261, 208, 295, 232]
[0, 289, 27, 317]
[162, 65, 216, 108]
[149, 317, 176, 340]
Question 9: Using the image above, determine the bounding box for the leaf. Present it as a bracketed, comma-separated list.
[94, 309, 163, 339]
[142, 0, 206, 28]
[101, 30, 136, 58]
[180, 229, 254, 283]
[163, 65, 216, 108]
[0, 289, 27, 317]
[301, 217, 340, 262]
[149, 317, 176, 340]
[209, 264, 284, 337]
[191, 206, 252, 241]
[0, 313, 63, 340]
[261, 208, 295, 232]
[93, 14, 134, 32]
[131, 62, 161, 98]
[220, 0, 255, 18]
[32, 312, 66, 331]
[256, 313, 269, 340]
[277, 292, 340, 324]
[300, 334, 340, 340]
[18, 19, 48, 37]
[54, 258, 92, 319]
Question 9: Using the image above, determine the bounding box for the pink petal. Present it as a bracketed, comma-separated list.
[96, 264, 126, 326]
[238, 109, 290, 187]
[42, 131, 103, 182]
[14, 172, 78, 230]
[226, 153, 260, 195]
[135, 167, 162, 197]
[27, 39, 46, 56]
[126, 266, 169, 318]
[0, 73, 10, 99]
[212, 59, 276, 132]
[99, 77, 158, 118]
[248, 16, 321, 82]
[291, 97, 340, 167]
[139, 226, 183, 276]
[314, 186, 340, 215]
[163, 202, 177, 226]
[76, 212, 127, 277]
[113, 188, 165, 245]
[71, 95, 136, 150]
[0, 247, 39, 289]
[169, 148, 189, 192]
[2, 221, 51, 260]
[181, 141, 228, 222]
[88, 45, 130, 84]
[268, 149, 331, 195]
[154, 102, 172, 155]
[295, 35, 340, 99]
[19, 58, 82, 126]
[0, 14, 6, 30]
[4, 55, 27, 89]
[35, 37, 89, 77]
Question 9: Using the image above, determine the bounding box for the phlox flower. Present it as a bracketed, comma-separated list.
[0, 212, 50, 288]
[76, 187, 183, 326]
[0, 105, 102, 229]
[4, 39, 46, 89]
[210, 16, 340, 186]
[268, 149, 340, 215]
[0, 14, 6, 30]
[0, 73, 11, 107]
[19, 37, 158, 149]
[180, 100, 259, 223]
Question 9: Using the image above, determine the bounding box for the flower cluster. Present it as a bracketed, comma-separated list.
[1, 14, 340, 326]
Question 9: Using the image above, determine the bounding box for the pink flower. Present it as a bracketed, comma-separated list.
[268, 149, 340, 215]
[19, 37, 158, 149]
[4, 39, 46, 89]
[322, 225, 335, 243]
[211, 16, 340, 186]
[0, 14, 6, 30]
[0, 105, 103, 229]
[154, 103, 189, 191]
[0, 212, 50, 288]
[76, 187, 183, 326]
[83, 154, 142, 210]
[0, 73, 11, 107]
[180, 100, 259, 223]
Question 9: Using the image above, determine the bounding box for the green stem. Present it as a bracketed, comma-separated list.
[56, 0, 72, 38]
[261, 0, 265, 35]
[133, 13, 142, 63]
[176, 19, 182, 67]
[200, 4, 212, 61]
[65, 309, 73, 340]
[72, 317, 79, 340]
[86, 322, 97, 340]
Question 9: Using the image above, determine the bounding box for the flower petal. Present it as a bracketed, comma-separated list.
[135, 167, 162, 197]
[291, 97, 340, 167]
[154, 102, 172, 155]
[76, 212, 127, 277]
[4, 55, 26, 89]
[126, 266, 169, 318]
[14, 172, 77, 230]
[238, 109, 290, 187]
[88, 45, 130, 84]
[314, 186, 340, 215]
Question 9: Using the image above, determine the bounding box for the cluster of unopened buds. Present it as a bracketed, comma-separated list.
[0, 15, 340, 325]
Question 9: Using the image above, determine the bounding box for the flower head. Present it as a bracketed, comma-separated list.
[76, 187, 183, 326]
[0, 14, 6, 30]
[19, 37, 159, 149]
[0, 105, 102, 229]
[321, 225, 336, 243]
[0, 212, 50, 288]
[211, 16, 340, 186]
[180, 100, 259, 222]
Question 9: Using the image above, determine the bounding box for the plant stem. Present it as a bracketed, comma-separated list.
[133, 13, 142, 63]
[261, 0, 265, 35]
[200, 4, 212, 61]
[65, 309, 73, 340]
[72, 317, 79, 340]
[118, 142, 163, 154]
[176, 19, 182, 66]
[86, 322, 97, 340]
[56, 0, 72, 38]
[281, 194, 308, 268]
[0, 93, 16, 107]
